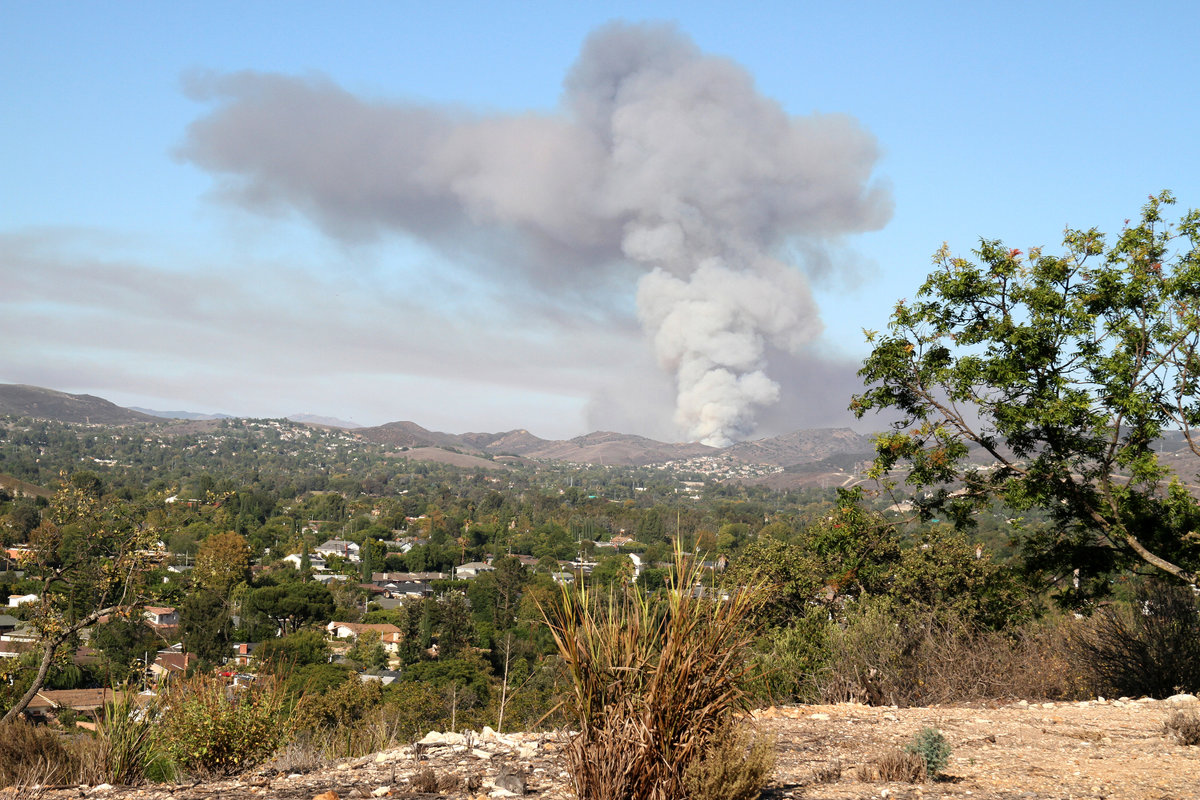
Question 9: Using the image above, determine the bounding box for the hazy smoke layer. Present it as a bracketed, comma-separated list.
[180, 22, 890, 444]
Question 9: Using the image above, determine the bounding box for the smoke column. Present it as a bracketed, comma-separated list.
[180, 22, 891, 444]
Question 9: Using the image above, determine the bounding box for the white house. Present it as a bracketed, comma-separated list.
[144, 606, 179, 627]
[282, 553, 327, 572]
[454, 561, 494, 580]
[315, 539, 361, 563]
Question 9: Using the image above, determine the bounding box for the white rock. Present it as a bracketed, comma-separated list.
[371, 788, 391, 797]
[419, 730, 466, 746]
[473, 748, 494, 760]
[91, 785, 114, 793]
[809, 712, 832, 721]
[1166, 693, 1197, 703]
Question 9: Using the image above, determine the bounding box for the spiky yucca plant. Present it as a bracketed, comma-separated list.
[542, 545, 769, 800]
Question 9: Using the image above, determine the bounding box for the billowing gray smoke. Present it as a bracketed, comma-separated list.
[180, 22, 890, 445]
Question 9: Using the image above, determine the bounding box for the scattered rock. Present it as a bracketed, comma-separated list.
[492, 765, 527, 796]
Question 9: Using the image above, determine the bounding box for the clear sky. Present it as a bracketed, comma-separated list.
[4, 2, 1198, 442]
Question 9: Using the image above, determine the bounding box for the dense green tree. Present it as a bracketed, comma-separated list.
[180, 589, 233, 666]
[255, 629, 330, 667]
[193, 531, 253, 595]
[435, 591, 474, 659]
[91, 617, 160, 683]
[854, 192, 1200, 596]
[242, 581, 335, 637]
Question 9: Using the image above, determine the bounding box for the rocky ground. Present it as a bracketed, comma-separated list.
[10, 696, 1199, 800]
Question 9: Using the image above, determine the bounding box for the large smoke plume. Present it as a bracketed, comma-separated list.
[180, 22, 890, 444]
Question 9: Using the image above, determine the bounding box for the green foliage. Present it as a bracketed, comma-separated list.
[242, 581, 335, 638]
[3, 478, 162, 721]
[286, 662, 354, 696]
[853, 191, 1200, 595]
[291, 675, 386, 742]
[180, 590, 233, 666]
[345, 629, 388, 669]
[905, 727, 951, 779]
[890, 527, 1028, 630]
[403, 655, 493, 706]
[157, 674, 290, 776]
[97, 689, 172, 785]
[745, 607, 832, 703]
[254, 629, 330, 668]
[192, 531, 252, 595]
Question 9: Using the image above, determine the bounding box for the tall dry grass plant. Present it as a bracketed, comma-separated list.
[94, 689, 173, 785]
[542, 546, 771, 800]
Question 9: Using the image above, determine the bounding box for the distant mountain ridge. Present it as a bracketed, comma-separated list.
[129, 407, 233, 421]
[0, 382, 875, 470]
[0, 384, 157, 425]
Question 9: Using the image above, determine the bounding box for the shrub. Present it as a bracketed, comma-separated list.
[681, 721, 774, 800]
[542, 545, 771, 800]
[1072, 580, 1200, 698]
[905, 727, 951, 779]
[809, 601, 1090, 706]
[156, 674, 290, 776]
[1164, 709, 1200, 746]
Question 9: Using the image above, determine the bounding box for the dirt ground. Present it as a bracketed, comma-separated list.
[753, 696, 1199, 799]
[12, 696, 1199, 800]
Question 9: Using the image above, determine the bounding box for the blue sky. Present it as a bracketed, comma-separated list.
[3, 2, 1198, 441]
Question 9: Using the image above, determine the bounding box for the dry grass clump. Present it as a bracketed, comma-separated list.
[808, 758, 842, 785]
[856, 749, 926, 783]
[410, 767, 439, 793]
[543, 545, 771, 800]
[1164, 709, 1200, 746]
[0, 720, 84, 788]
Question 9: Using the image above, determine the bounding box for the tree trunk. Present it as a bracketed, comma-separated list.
[2, 634, 64, 723]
